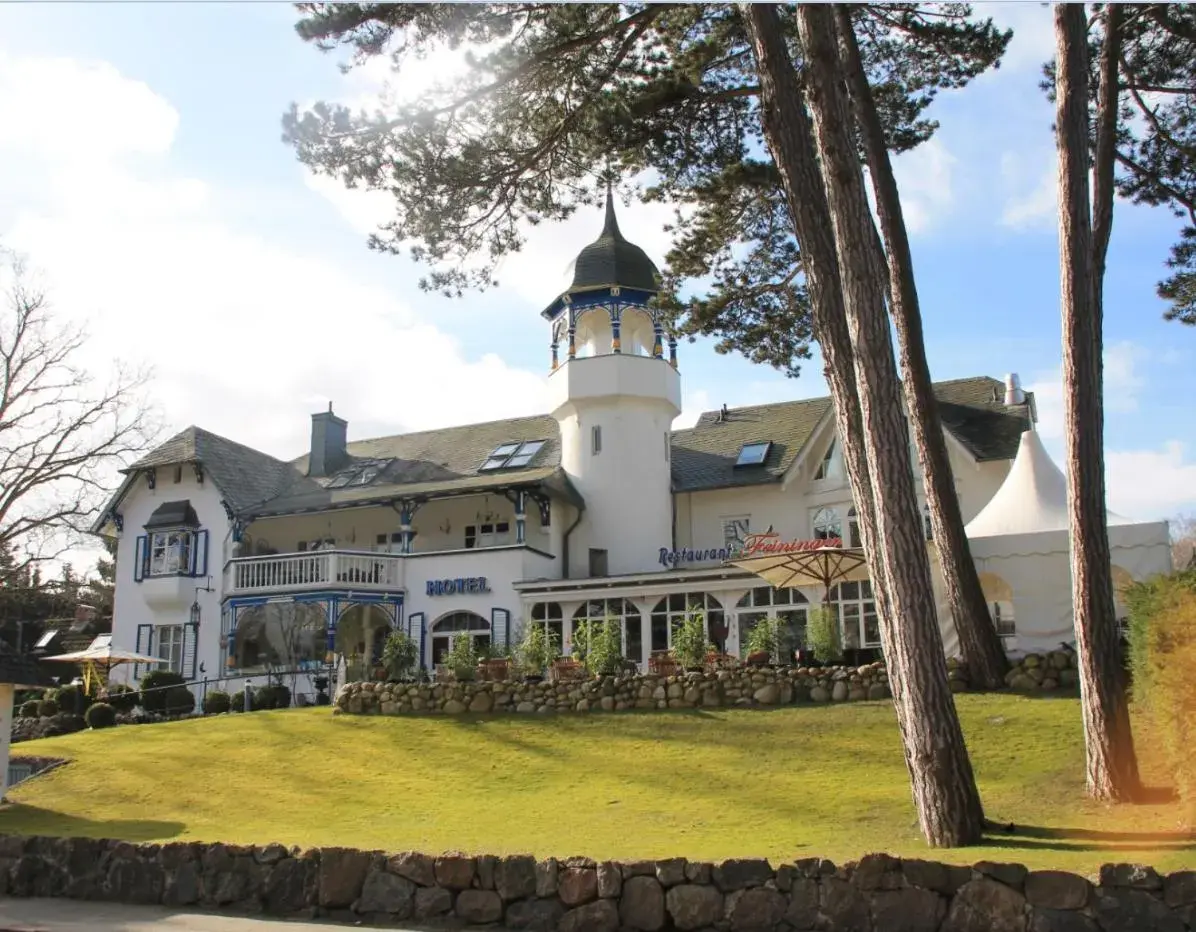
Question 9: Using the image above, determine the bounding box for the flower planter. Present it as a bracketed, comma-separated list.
[746, 651, 771, 667]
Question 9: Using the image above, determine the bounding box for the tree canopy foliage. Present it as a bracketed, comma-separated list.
[285, 2, 1010, 375]
[1043, 4, 1196, 325]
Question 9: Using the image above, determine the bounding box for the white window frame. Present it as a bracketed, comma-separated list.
[833, 580, 881, 649]
[465, 521, 512, 549]
[149, 530, 192, 577]
[722, 516, 751, 549]
[811, 506, 841, 541]
[155, 624, 185, 674]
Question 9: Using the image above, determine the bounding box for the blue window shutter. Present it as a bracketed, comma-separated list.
[409, 613, 425, 671]
[134, 623, 153, 681]
[184, 624, 199, 679]
[491, 609, 510, 651]
[194, 530, 209, 578]
[133, 536, 148, 582]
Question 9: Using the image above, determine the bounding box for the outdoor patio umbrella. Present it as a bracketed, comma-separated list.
[727, 536, 870, 601]
[40, 645, 165, 695]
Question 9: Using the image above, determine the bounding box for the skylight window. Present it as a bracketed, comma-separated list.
[735, 441, 771, 467]
[480, 440, 547, 471]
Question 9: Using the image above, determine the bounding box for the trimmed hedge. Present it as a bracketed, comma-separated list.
[102, 684, 138, 714]
[18, 700, 41, 719]
[201, 690, 231, 715]
[84, 702, 117, 730]
[139, 671, 186, 714]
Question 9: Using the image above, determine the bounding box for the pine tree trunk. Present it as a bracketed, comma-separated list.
[742, 2, 984, 847]
[832, 5, 1010, 691]
[1054, 3, 1140, 802]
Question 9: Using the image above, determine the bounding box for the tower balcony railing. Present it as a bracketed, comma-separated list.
[225, 550, 405, 596]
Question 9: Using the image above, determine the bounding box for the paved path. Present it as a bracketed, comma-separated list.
[0, 899, 422, 931]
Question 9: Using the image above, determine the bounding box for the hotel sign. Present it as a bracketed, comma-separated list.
[427, 576, 491, 596]
[659, 532, 841, 567]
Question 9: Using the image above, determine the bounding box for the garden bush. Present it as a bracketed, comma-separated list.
[37, 699, 59, 718]
[229, 690, 246, 712]
[670, 611, 712, 670]
[807, 606, 843, 664]
[139, 670, 186, 714]
[102, 684, 138, 714]
[49, 684, 91, 714]
[162, 686, 196, 716]
[1124, 569, 1196, 809]
[572, 617, 626, 675]
[18, 700, 41, 718]
[202, 690, 231, 714]
[249, 684, 291, 710]
[382, 630, 419, 680]
[84, 702, 117, 730]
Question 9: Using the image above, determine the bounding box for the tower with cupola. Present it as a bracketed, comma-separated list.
[544, 192, 681, 576]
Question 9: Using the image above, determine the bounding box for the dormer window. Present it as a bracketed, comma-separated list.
[479, 440, 546, 471]
[735, 441, 771, 467]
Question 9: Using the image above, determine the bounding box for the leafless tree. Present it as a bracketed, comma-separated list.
[0, 248, 155, 576]
[1172, 514, 1196, 570]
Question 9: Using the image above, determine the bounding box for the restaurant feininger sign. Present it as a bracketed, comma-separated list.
[658, 531, 842, 567]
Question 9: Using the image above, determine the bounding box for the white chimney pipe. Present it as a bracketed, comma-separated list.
[1004, 372, 1025, 406]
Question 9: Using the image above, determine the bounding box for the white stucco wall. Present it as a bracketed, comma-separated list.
[550, 354, 680, 576]
[109, 468, 230, 687]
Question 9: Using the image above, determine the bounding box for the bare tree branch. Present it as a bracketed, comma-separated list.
[0, 248, 159, 576]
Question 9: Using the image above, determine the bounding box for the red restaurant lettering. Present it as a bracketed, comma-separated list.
[740, 532, 842, 557]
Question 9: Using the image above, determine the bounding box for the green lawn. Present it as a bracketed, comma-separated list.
[1, 694, 1192, 872]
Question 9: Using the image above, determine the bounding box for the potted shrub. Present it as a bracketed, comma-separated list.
[807, 606, 843, 665]
[445, 636, 478, 682]
[516, 622, 558, 683]
[672, 610, 712, 673]
[572, 618, 624, 677]
[381, 630, 418, 682]
[743, 617, 779, 667]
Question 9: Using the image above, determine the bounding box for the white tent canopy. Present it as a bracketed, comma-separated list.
[965, 429, 1172, 653]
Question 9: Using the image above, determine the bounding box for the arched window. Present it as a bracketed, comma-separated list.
[430, 611, 490, 665]
[846, 507, 862, 548]
[830, 580, 879, 649]
[574, 308, 614, 358]
[620, 308, 656, 357]
[649, 592, 726, 655]
[572, 598, 642, 663]
[736, 587, 809, 662]
[812, 507, 842, 541]
[529, 602, 564, 654]
[923, 503, 933, 541]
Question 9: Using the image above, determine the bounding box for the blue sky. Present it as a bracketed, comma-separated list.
[0, 1, 1193, 565]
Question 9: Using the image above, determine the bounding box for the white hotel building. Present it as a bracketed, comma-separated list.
[93, 200, 1171, 698]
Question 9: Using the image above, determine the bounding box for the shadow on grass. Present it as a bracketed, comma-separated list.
[983, 807, 1196, 854]
[0, 804, 185, 842]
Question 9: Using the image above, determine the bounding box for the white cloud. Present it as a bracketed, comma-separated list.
[0, 51, 554, 574]
[890, 138, 958, 234]
[999, 150, 1057, 230]
[1024, 342, 1196, 519]
[0, 52, 178, 160]
[1026, 340, 1146, 441]
[1107, 443, 1196, 520]
[988, 2, 1055, 74]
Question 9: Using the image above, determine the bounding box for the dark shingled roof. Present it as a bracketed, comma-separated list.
[258, 414, 569, 517]
[566, 194, 660, 294]
[124, 426, 321, 513]
[99, 376, 1029, 524]
[671, 376, 1034, 493]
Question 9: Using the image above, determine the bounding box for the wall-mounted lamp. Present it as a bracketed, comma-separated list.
[190, 575, 214, 627]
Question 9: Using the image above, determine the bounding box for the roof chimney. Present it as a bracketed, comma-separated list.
[309, 404, 348, 478]
[1004, 373, 1025, 407]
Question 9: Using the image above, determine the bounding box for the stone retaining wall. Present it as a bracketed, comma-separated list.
[336, 652, 1081, 718]
[0, 836, 1191, 931]
[335, 663, 894, 717]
